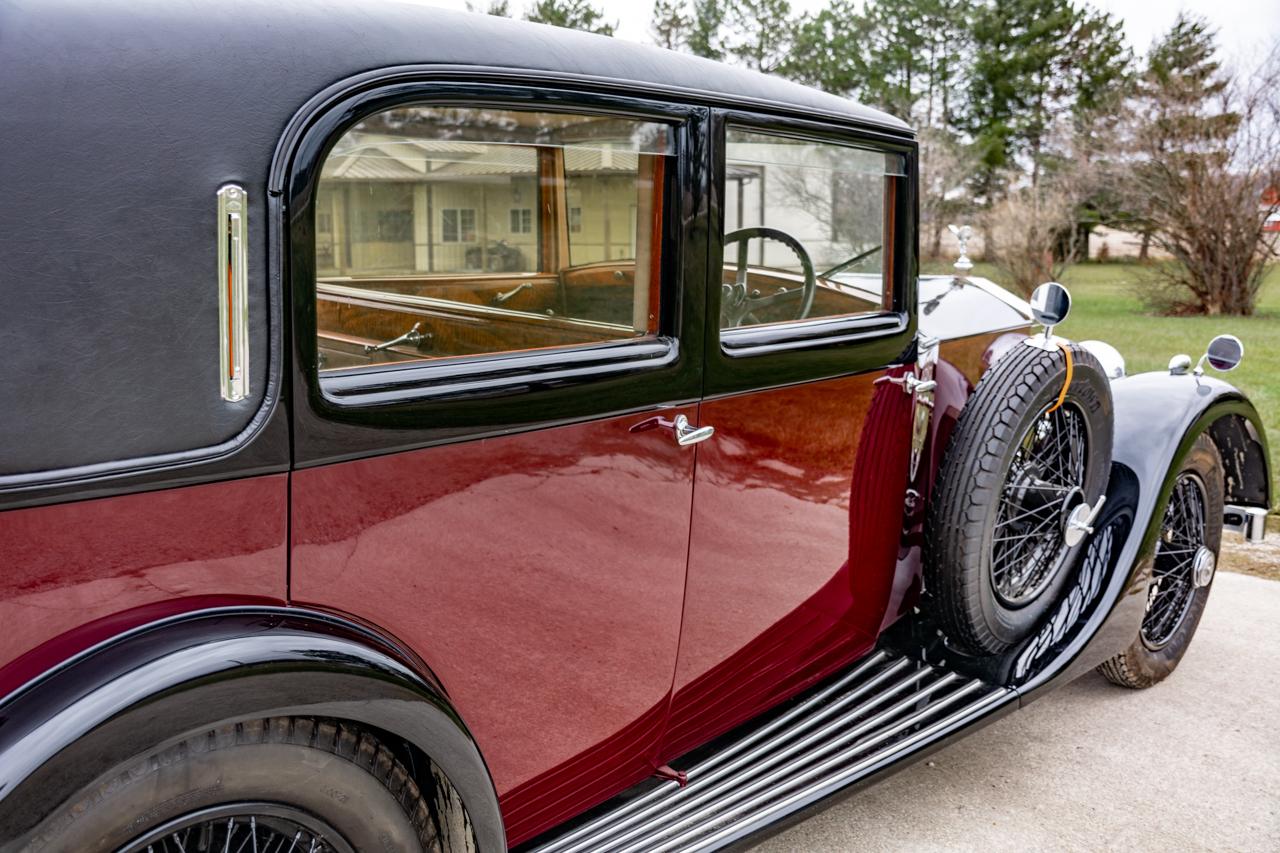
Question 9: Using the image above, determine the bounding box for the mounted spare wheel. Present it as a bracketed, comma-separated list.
[926, 331, 1113, 655]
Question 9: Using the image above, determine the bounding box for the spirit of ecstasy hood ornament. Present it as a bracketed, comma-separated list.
[948, 223, 973, 281]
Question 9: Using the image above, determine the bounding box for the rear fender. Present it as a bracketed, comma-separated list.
[0, 607, 506, 852]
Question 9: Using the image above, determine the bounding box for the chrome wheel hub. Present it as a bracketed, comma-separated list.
[1192, 545, 1216, 588]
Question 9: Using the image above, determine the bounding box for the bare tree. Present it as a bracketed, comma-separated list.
[1126, 20, 1280, 315]
[986, 176, 1081, 295]
[918, 127, 973, 259]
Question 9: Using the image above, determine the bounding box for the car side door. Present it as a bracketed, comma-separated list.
[661, 113, 919, 759]
[283, 83, 709, 847]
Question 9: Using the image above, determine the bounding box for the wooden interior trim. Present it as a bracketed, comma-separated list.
[631, 154, 656, 334]
[646, 155, 665, 335]
[317, 281, 635, 334]
[883, 176, 896, 311]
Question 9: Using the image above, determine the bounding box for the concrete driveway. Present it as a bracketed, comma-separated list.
[754, 570, 1280, 852]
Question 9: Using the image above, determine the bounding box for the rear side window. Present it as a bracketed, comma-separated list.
[314, 107, 673, 372]
[721, 128, 905, 331]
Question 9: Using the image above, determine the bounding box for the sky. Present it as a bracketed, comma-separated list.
[420, 0, 1279, 68]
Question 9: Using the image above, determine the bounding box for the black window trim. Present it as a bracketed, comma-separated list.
[299, 87, 696, 407]
[704, 109, 918, 396]
[285, 79, 710, 467]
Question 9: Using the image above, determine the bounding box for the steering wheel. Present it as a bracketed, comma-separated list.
[721, 227, 817, 328]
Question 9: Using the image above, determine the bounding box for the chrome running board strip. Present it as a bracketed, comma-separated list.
[527, 652, 1012, 853]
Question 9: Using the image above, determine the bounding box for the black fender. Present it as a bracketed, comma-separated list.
[1017, 371, 1270, 700]
[0, 607, 506, 852]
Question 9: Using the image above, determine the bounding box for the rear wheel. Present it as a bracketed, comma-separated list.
[1099, 434, 1224, 688]
[26, 717, 476, 853]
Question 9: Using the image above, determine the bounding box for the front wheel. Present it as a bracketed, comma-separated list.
[1099, 433, 1224, 688]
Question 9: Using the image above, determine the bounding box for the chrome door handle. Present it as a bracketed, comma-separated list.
[673, 414, 714, 447]
[364, 322, 429, 353]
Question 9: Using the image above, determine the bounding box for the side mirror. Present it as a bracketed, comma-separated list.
[1029, 281, 1071, 339]
[1197, 334, 1244, 374]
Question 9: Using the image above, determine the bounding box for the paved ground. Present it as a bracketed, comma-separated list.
[755, 569, 1280, 852]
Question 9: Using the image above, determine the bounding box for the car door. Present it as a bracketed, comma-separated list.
[284, 84, 709, 846]
[661, 113, 919, 759]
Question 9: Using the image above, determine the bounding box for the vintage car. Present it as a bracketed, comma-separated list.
[0, 2, 1271, 851]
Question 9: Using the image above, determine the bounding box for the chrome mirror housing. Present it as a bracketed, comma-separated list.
[1029, 282, 1071, 329]
[1197, 334, 1244, 374]
[1026, 282, 1071, 350]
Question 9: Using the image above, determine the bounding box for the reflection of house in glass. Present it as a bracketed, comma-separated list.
[316, 134, 643, 276]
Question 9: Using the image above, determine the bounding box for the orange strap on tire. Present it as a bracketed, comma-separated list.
[1046, 342, 1073, 414]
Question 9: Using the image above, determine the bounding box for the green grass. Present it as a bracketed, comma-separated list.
[921, 260, 1280, 507]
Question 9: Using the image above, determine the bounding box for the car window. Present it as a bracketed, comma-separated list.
[314, 106, 673, 372]
[721, 128, 905, 330]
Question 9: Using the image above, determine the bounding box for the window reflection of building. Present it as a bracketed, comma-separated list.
[315, 132, 649, 277]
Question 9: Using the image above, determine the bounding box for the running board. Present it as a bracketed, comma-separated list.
[526, 651, 1013, 853]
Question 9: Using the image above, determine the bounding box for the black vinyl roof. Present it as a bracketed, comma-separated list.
[1, 0, 908, 139]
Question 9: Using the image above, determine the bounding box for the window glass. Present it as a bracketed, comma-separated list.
[721, 129, 904, 330]
[314, 107, 673, 372]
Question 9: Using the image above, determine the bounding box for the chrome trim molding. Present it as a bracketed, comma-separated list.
[217, 184, 249, 402]
[528, 652, 1011, 853]
[1223, 504, 1268, 543]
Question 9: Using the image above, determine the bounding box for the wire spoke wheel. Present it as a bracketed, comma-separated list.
[118, 802, 354, 853]
[990, 401, 1089, 607]
[1141, 473, 1208, 650]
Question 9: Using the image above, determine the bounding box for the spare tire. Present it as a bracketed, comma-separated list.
[925, 341, 1113, 655]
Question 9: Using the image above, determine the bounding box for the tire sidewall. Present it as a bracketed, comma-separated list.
[1125, 436, 1225, 683]
[966, 346, 1114, 649]
[26, 733, 428, 853]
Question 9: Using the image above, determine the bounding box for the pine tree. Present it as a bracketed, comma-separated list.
[782, 2, 873, 96]
[467, 0, 511, 14]
[525, 0, 616, 36]
[687, 0, 726, 60]
[724, 0, 795, 73]
[1122, 14, 1272, 315]
[651, 0, 691, 50]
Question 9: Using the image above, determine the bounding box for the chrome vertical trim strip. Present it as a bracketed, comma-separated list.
[217, 184, 249, 402]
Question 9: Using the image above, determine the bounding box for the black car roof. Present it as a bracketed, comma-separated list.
[2, 0, 909, 137]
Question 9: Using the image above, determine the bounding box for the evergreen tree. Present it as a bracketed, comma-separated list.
[782, 2, 873, 96]
[966, 1, 1129, 206]
[467, 0, 511, 14]
[525, 0, 616, 36]
[651, 0, 691, 50]
[687, 0, 726, 60]
[1121, 14, 1272, 315]
[724, 0, 796, 73]
[855, 1, 973, 127]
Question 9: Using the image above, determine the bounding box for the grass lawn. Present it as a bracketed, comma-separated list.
[921, 260, 1280, 509]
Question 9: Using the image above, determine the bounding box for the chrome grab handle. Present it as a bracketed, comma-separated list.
[492, 282, 534, 306]
[673, 414, 715, 447]
[217, 185, 249, 402]
[364, 322, 428, 353]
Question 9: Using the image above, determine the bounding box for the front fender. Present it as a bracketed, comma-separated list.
[1019, 371, 1271, 700]
[0, 607, 506, 852]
